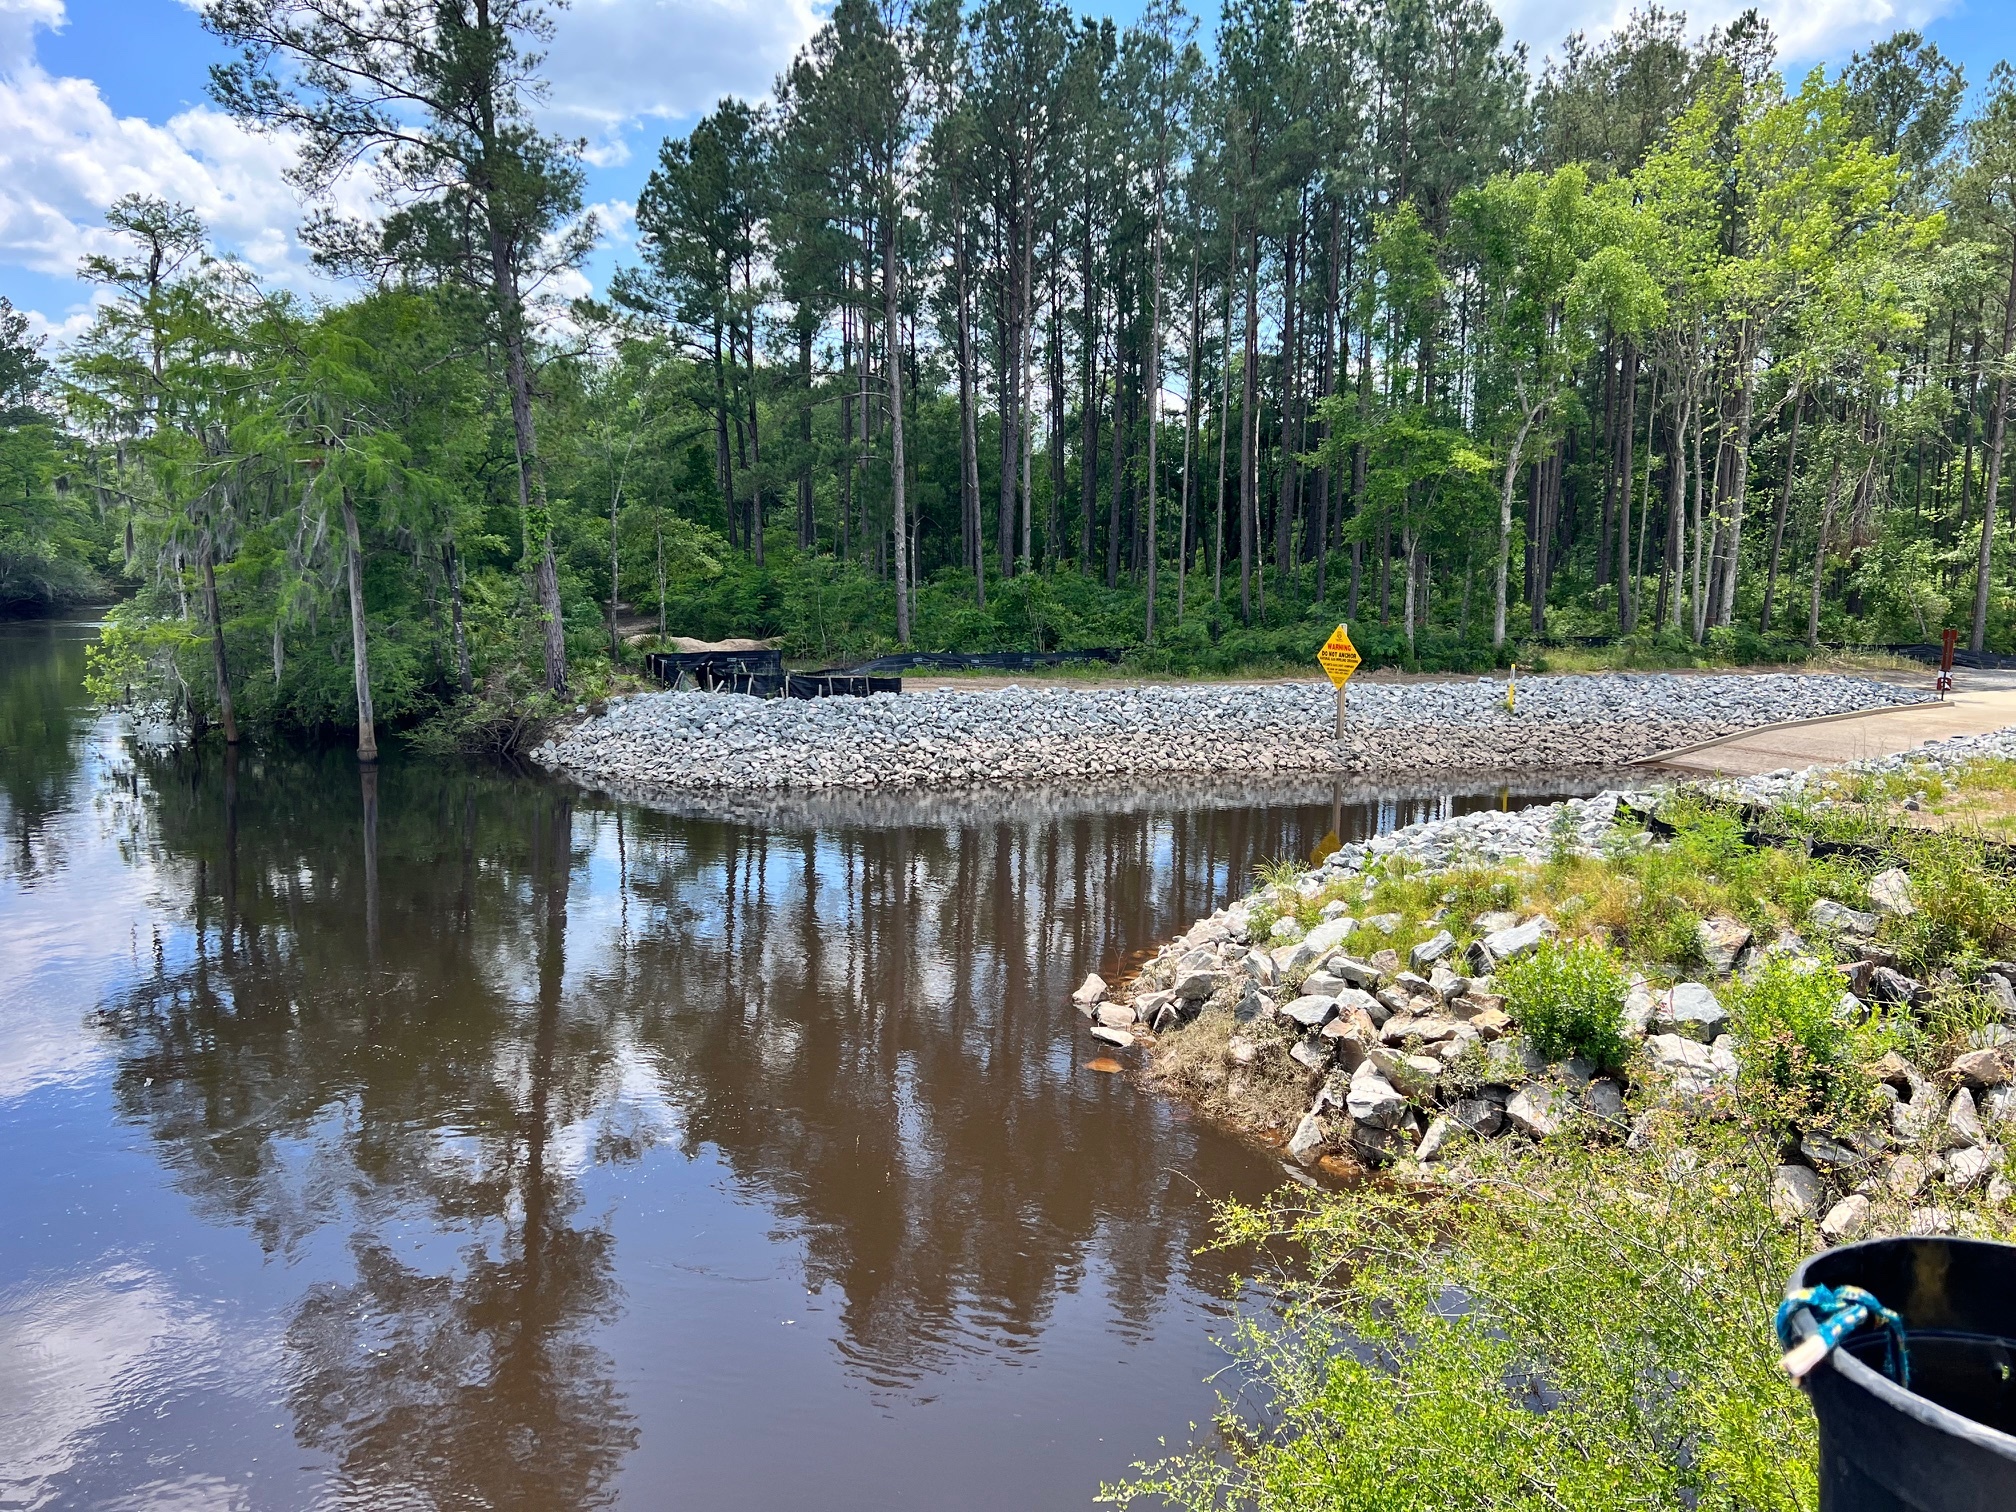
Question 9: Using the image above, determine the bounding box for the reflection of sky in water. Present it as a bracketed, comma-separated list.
[0, 623, 1607, 1510]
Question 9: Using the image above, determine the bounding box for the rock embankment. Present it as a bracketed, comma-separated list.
[1091, 731, 2016, 1240]
[534, 672, 1926, 794]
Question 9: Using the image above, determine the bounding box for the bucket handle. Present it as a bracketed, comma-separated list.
[1776, 1283, 1911, 1388]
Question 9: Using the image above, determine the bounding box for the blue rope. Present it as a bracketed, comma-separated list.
[1776, 1283, 1911, 1389]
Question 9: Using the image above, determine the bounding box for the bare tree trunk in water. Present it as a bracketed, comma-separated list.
[198, 529, 239, 744]
[340, 489, 377, 761]
[361, 762, 380, 968]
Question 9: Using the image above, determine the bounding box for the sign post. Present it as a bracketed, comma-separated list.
[1939, 628, 1957, 699]
[1317, 625, 1362, 739]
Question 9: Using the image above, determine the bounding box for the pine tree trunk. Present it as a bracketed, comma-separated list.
[1020, 231, 1036, 573]
[1274, 220, 1299, 579]
[745, 305, 764, 568]
[798, 321, 816, 550]
[1615, 341, 1639, 629]
[884, 216, 911, 646]
[1760, 380, 1803, 634]
[1598, 337, 1616, 589]
[999, 219, 1021, 581]
[1079, 211, 1098, 573]
[956, 211, 983, 607]
[1809, 456, 1842, 647]
[1144, 157, 1165, 643]
[1239, 231, 1259, 625]
[1971, 236, 2016, 653]
[1215, 262, 1232, 604]
[490, 225, 567, 696]
[1178, 247, 1199, 622]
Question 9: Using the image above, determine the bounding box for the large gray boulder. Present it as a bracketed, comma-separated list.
[1644, 1033, 1738, 1104]
[1287, 1111, 1328, 1167]
[1468, 916, 1551, 973]
[1868, 868, 1916, 917]
[1346, 1067, 1410, 1129]
[1071, 973, 1108, 1008]
[1951, 1047, 2013, 1090]
[1302, 917, 1358, 959]
[1506, 1084, 1564, 1138]
[1450, 1097, 1506, 1138]
[1278, 994, 1340, 1030]
[1696, 916, 1752, 975]
[1657, 983, 1729, 1043]
[1820, 1194, 1872, 1243]
[1410, 930, 1457, 970]
[1771, 1164, 1825, 1223]
[1172, 967, 1228, 1002]
[1810, 899, 1879, 938]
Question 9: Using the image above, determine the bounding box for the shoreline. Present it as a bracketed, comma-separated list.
[1085, 724, 2016, 1238]
[529, 671, 1931, 796]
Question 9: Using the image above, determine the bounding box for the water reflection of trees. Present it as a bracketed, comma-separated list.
[0, 624, 97, 881]
[92, 738, 1549, 1485]
[99, 753, 637, 1506]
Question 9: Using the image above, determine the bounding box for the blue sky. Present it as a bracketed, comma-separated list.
[3, 0, 2012, 344]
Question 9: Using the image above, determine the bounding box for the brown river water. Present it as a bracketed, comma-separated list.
[0, 621, 1595, 1510]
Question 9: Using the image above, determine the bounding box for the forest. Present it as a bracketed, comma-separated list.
[2, 0, 2015, 749]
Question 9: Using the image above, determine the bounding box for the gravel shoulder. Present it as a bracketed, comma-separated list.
[531, 672, 1930, 796]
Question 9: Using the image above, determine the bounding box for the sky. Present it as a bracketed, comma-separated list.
[3, 0, 2013, 347]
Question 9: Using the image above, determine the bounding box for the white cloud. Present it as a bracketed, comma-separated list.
[0, 0, 817, 337]
[1499, 0, 1956, 67]
[0, 0, 369, 335]
[540, 0, 823, 163]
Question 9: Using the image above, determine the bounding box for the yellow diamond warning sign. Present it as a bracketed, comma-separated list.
[1317, 625, 1361, 688]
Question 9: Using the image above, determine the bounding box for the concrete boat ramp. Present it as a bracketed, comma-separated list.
[1649, 670, 2016, 777]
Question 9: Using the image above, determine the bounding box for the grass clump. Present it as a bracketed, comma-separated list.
[1884, 831, 2016, 975]
[1496, 937, 1632, 1070]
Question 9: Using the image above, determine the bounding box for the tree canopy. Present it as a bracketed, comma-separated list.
[10, 3, 2016, 750]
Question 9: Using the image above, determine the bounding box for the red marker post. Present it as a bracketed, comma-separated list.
[1939, 628, 1957, 699]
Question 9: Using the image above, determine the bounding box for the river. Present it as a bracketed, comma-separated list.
[0, 621, 1593, 1510]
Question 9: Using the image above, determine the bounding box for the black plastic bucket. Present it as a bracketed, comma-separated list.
[1787, 1237, 2016, 1510]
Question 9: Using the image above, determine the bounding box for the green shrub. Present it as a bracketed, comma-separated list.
[1102, 1125, 1827, 1512]
[1497, 936, 1631, 1069]
[1725, 955, 1873, 1130]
